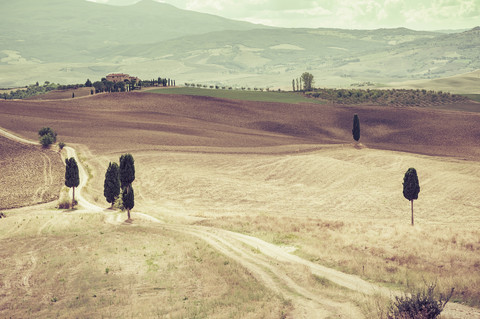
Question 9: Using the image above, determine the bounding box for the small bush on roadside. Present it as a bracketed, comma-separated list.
[57, 195, 77, 209]
[58, 141, 65, 150]
[387, 283, 454, 319]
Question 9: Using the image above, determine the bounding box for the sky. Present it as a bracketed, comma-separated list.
[87, 0, 480, 31]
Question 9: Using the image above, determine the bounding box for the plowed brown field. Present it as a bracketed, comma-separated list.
[0, 92, 479, 159]
[0, 135, 64, 209]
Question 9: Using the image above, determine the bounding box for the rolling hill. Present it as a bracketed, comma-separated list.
[0, 0, 479, 91]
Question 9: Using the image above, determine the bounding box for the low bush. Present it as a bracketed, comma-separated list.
[387, 283, 454, 319]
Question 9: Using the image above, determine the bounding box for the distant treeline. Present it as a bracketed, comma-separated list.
[0, 82, 76, 100]
[307, 88, 469, 106]
[1, 76, 176, 99]
[184, 83, 273, 92]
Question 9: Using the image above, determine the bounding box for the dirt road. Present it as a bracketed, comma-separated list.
[1, 127, 479, 318]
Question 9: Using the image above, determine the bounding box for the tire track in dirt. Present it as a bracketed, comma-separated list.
[172, 224, 363, 318]
[2, 127, 479, 318]
[31, 153, 49, 203]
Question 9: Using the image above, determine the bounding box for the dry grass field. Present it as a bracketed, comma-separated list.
[1, 92, 480, 318]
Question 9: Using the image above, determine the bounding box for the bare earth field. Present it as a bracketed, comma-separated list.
[0, 135, 64, 209]
[0, 92, 480, 318]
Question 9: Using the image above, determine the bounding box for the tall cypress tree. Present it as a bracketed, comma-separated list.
[403, 168, 420, 226]
[122, 186, 135, 219]
[119, 154, 135, 219]
[104, 162, 120, 208]
[65, 157, 80, 208]
[352, 114, 360, 142]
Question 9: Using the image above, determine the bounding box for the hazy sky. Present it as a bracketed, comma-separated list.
[88, 0, 480, 30]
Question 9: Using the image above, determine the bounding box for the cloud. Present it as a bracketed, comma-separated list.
[85, 0, 480, 30]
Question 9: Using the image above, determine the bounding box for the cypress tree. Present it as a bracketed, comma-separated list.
[104, 162, 120, 208]
[119, 154, 135, 219]
[122, 187, 135, 220]
[65, 157, 80, 208]
[403, 168, 420, 226]
[352, 114, 360, 142]
[292, 79, 295, 92]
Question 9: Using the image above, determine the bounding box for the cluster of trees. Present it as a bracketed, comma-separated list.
[309, 88, 468, 106]
[62, 151, 136, 220]
[292, 72, 314, 92]
[91, 78, 131, 93]
[1, 82, 58, 100]
[104, 154, 135, 220]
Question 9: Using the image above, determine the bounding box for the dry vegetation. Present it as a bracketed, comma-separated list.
[1, 92, 480, 317]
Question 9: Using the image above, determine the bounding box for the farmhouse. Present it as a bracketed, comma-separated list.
[106, 73, 140, 83]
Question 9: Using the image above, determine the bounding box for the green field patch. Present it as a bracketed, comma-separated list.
[147, 87, 325, 104]
[461, 94, 480, 103]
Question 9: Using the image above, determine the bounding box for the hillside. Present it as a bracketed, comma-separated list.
[1, 93, 480, 317]
[1, 0, 479, 91]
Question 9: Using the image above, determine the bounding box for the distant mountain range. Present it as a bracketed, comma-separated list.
[1, 0, 479, 92]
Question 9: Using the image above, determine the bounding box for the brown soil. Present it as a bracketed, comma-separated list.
[0, 136, 64, 209]
[1, 92, 479, 159]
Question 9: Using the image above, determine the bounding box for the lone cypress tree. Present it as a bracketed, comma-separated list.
[65, 157, 80, 208]
[119, 154, 135, 219]
[352, 114, 360, 142]
[403, 168, 420, 226]
[104, 162, 120, 208]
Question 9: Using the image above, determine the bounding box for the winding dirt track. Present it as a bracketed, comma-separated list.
[1, 128, 479, 318]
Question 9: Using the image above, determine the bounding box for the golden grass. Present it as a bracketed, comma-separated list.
[103, 145, 479, 308]
[0, 209, 287, 318]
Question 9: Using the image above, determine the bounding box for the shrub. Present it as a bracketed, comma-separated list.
[387, 283, 454, 319]
[58, 142, 66, 151]
[38, 127, 57, 148]
[57, 197, 77, 209]
[40, 134, 55, 148]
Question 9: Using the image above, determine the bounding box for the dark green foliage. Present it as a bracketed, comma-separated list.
[387, 283, 454, 319]
[58, 141, 65, 150]
[292, 79, 295, 92]
[85, 79, 92, 87]
[352, 114, 360, 142]
[39, 134, 55, 148]
[403, 168, 420, 201]
[308, 88, 468, 106]
[104, 162, 120, 207]
[65, 157, 80, 189]
[122, 187, 134, 219]
[72, 92, 75, 98]
[38, 127, 57, 147]
[122, 187, 134, 211]
[403, 167, 420, 225]
[93, 81, 105, 93]
[301, 72, 314, 91]
[2, 83, 58, 100]
[119, 154, 135, 190]
[65, 157, 80, 207]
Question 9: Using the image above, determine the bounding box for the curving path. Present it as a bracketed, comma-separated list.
[1, 126, 479, 318]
